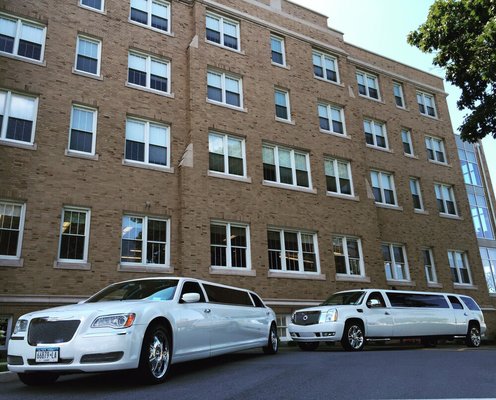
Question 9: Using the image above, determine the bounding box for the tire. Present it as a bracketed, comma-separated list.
[466, 323, 481, 348]
[18, 372, 59, 386]
[137, 323, 172, 384]
[297, 342, 319, 351]
[341, 321, 365, 351]
[262, 323, 279, 355]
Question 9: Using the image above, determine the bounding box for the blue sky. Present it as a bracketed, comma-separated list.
[290, 0, 496, 194]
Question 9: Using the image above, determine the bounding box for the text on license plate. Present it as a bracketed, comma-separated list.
[35, 348, 59, 363]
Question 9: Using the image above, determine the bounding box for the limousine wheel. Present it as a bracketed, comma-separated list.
[298, 342, 319, 351]
[18, 372, 59, 386]
[263, 324, 279, 354]
[466, 323, 481, 347]
[341, 321, 365, 351]
[138, 323, 171, 384]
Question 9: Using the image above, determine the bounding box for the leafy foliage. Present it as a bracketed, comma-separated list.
[408, 0, 496, 141]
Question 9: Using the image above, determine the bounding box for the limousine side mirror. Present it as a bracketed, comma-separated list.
[367, 299, 382, 308]
[182, 293, 201, 303]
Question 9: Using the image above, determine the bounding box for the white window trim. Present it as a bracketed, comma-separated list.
[206, 11, 240, 51]
[210, 221, 251, 271]
[371, 170, 397, 206]
[129, 0, 171, 35]
[425, 135, 447, 165]
[124, 116, 171, 168]
[0, 201, 26, 261]
[208, 131, 247, 178]
[206, 69, 243, 110]
[356, 70, 380, 100]
[0, 90, 39, 146]
[312, 49, 340, 84]
[325, 158, 354, 197]
[0, 13, 47, 63]
[79, 0, 105, 12]
[393, 82, 405, 108]
[422, 248, 438, 284]
[127, 51, 171, 95]
[364, 119, 388, 150]
[318, 102, 346, 136]
[383, 243, 411, 282]
[448, 250, 473, 286]
[401, 129, 414, 156]
[274, 88, 291, 122]
[333, 235, 365, 278]
[417, 90, 437, 118]
[409, 177, 424, 211]
[67, 104, 98, 156]
[435, 183, 458, 216]
[74, 35, 102, 77]
[268, 228, 321, 275]
[0, 315, 12, 350]
[120, 215, 171, 268]
[263, 144, 313, 190]
[57, 207, 91, 264]
[270, 34, 285, 67]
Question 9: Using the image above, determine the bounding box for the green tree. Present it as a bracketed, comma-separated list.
[408, 0, 496, 142]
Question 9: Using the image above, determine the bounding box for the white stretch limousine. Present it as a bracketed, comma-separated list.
[288, 289, 486, 351]
[7, 278, 278, 385]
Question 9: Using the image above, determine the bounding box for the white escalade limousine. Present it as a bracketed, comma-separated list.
[288, 289, 486, 351]
[7, 277, 278, 385]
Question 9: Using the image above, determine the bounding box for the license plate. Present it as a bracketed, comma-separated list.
[35, 347, 59, 363]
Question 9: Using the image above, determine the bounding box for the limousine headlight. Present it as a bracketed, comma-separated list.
[320, 309, 338, 323]
[13, 319, 28, 335]
[91, 313, 136, 329]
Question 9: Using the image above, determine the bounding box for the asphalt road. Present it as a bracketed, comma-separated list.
[1, 343, 495, 400]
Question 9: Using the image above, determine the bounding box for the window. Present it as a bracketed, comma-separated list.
[128, 52, 170, 94]
[417, 91, 437, 117]
[267, 229, 319, 273]
[425, 136, 446, 164]
[58, 208, 91, 262]
[371, 170, 397, 206]
[208, 132, 245, 177]
[382, 243, 410, 281]
[356, 71, 379, 99]
[125, 117, 170, 167]
[333, 236, 364, 277]
[386, 293, 448, 308]
[0, 14, 46, 61]
[312, 50, 338, 83]
[0, 90, 38, 145]
[422, 248, 438, 284]
[210, 222, 250, 269]
[409, 178, 423, 210]
[434, 183, 457, 216]
[401, 129, 413, 155]
[448, 250, 472, 285]
[68, 105, 97, 155]
[448, 295, 464, 309]
[0, 201, 25, 260]
[480, 247, 496, 294]
[393, 82, 405, 108]
[270, 34, 285, 65]
[203, 284, 252, 306]
[364, 119, 387, 149]
[207, 70, 242, 108]
[274, 88, 290, 121]
[75, 36, 101, 76]
[276, 315, 291, 341]
[80, 0, 104, 12]
[468, 192, 494, 239]
[263, 144, 311, 189]
[459, 143, 482, 186]
[121, 215, 169, 266]
[206, 12, 239, 50]
[130, 0, 170, 33]
[0, 315, 12, 350]
[318, 103, 345, 135]
[325, 158, 353, 196]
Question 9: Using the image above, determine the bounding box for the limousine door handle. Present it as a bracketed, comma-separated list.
[204, 309, 211, 314]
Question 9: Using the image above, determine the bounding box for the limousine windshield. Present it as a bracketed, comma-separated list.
[87, 279, 179, 302]
[321, 291, 365, 306]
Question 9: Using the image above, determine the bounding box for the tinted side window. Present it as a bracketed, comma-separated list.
[250, 292, 265, 308]
[204, 284, 253, 306]
[386, 293, 449, 308]
[461, 296, 481, 311]
[180, 281, 205, 303]
[448, 295, 463, 310]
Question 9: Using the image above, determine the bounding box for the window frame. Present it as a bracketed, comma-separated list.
[57, 207, 91, 264]
[333, 235, 365, 277]
[324, 157, 354, 197]
[401, 128, 414, 156]
[0, 200, 26, 261]
[79, 0, 105, 12]
[274, 88, 291, 122]
[417, 90, 437, 118]
[318, 102, 346, 136]
[208, 131, 247, 178]
[448, 250, 472, 286]
[74, 35, 102, 77]
[409, 177, 424, 211]
[370, 170, 397, 206]
[425, 135, 447, 164]
[210, 221, 251, 270]
[0, 13, 47, 63]
[205, 11, 240, 51]
[356, 70, 380, 100]
[312, 49, 339, 84]
[393, 82, 405, 108]
[382, 242, 410, 282]
[206, 69, 243, 109]
[434, 183, 458, 216]
[363, 118, 388, 150]
[270, 34, 285, 66]
[422, 248, 438, 284]
[480, 247, 496, 294]
[0, 89, 39, 146]
[68, 104, 98, 156]
[127, 50, 171, 95]
[129, 0, 171, 34]
[468, 191, 494, 239]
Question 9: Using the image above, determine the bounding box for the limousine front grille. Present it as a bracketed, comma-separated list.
[28, 318, 81, 345]
[293, 311, 321, 325]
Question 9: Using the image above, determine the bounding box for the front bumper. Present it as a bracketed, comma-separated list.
[288, 321, 345, 342]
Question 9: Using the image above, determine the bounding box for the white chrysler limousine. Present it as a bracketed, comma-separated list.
[7, 277, 278, 385]
[288, 289, 486, 351]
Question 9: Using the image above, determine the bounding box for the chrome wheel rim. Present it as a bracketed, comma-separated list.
[470, 327, 481, 347]
[148, 333, 169, 379]
[270, 328, 278, 351]
[348, 325, 364, 349]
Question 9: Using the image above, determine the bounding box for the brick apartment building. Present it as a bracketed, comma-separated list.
[1, 0, 496, 346]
